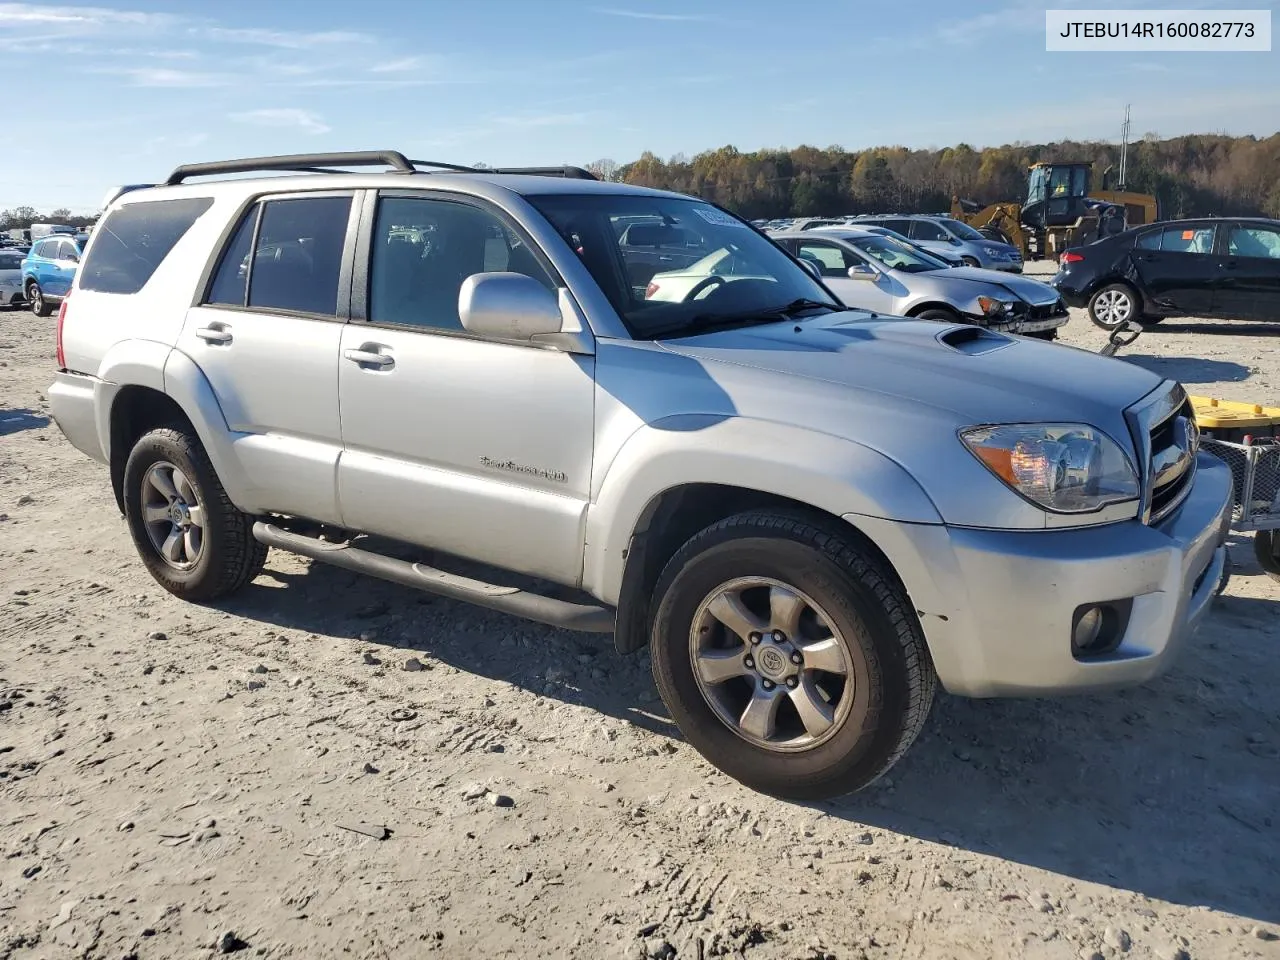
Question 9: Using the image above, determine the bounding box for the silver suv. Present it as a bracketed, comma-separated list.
[48, 151, 1230, 800]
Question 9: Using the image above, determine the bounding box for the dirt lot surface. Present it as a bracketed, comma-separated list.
[2, 287, 1279, 960]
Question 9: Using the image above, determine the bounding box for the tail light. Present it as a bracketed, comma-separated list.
[56, 288, 70, 370]
[1060, 251, 1085, 264]
[645, 281, 660, 299]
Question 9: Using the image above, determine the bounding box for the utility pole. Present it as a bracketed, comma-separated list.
[1119, 104, 1131, 189]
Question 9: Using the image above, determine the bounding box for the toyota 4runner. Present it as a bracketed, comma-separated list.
[48, 151, 1232, 800]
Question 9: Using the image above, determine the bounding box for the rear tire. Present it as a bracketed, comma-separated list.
[27, 282, 52, 318]
[1087, 283, 1138, 330]
[649, 511, 936, 800]
[123, 427, 267, 602]
[1254, 531, 1280, 582]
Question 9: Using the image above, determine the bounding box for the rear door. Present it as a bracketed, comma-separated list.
[177, 191, 357, 524]
[1216, 222, 1280, 321]
[1129, 222, 1219, 316]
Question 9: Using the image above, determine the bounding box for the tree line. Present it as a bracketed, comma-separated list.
[588, 133, 1280, 221]
[1, 206, 97, 230]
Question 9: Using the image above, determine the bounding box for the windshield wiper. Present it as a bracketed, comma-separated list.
[646, 298, 840, 339]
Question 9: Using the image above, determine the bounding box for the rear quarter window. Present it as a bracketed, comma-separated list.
[79, 197, 214, 294]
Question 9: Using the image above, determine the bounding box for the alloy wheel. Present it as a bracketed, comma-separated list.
[140, 461, 205, 570]
[689, 576, 854, 753]
[1093, 289, 1133, 326]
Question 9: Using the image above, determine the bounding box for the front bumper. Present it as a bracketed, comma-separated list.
[849, 452, 1232, 697]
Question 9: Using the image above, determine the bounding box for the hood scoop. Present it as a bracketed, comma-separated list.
[936, 325, 1014, 356]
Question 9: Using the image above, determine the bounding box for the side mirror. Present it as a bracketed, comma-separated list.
[797, 258, 822, 280]
[847, 265, 876, 280]
[458, 272, 563, 342]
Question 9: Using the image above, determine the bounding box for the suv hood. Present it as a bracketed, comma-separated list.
[659, 311, 1160, 438]
[932, 267, 1060, 304]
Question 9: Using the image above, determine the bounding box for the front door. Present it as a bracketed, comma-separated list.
[1130, 222, 1219, 316]
[177, 191, 357, 523]
[336, 193, 595, 588]
[793, 237, 895, 313]
[1215, 222, 1280, 321]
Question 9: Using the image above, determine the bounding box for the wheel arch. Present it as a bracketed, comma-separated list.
[905, 301, 965, 321]
[585, 417, 942, 655]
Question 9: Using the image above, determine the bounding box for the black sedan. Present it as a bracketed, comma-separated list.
[1050, 217, 1280, 330]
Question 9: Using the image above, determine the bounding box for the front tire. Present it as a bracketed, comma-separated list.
[1088, 283, 1138, 330]
[961, 256, 981, 268]
[649, 512, 936, 800]
[27, 283, 52, 317]
[123, 427, 267, 601]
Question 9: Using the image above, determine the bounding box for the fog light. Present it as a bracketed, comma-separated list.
[1070, 599, 1132, 659]
[1073, 606, 1104, 651]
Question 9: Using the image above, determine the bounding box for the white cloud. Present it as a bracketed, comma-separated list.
[592, 7, 713, 22]
[0, 2, 167, 25]
[230, 108, 331, 135]
[205, 26, 373, 49]
[113, 67, 232, 88]
[371, 56, 427, 73]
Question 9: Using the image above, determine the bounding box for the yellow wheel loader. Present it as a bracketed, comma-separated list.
[952, 161, 1159, 261]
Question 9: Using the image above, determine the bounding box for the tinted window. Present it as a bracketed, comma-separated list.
[206, 208, 258, 306]
[882, 218, 912, 234]
[79, 197, 214, 294]
[33, 240, 53, 259]
[248, 196, 351, 315]
[58, 240, 78, 261]
[1228, 224, 1280, 260]
[910, 219, 948, 242]
[0, 251, 21, 269]
[1147, 224, 1215, 254]
[1135, 229, 1162, 250]
[369, 197, 553, 331]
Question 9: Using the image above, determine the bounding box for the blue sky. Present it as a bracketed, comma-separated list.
[2, 0, 1277, 212]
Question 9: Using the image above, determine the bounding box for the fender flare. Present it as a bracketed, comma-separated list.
[583, 414, 942, 605]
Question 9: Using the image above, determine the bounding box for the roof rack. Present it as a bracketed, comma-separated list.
[164, 151, 599, 186]
[166, 151, 417, 185]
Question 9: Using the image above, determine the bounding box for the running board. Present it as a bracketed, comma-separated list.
[252, 522, 615, 633]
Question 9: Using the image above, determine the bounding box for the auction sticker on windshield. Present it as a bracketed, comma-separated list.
[692, 206, 748, 227]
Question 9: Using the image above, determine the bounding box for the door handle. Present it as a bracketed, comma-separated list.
[344, 348, 394, 369]
[194, 326, 232, 345]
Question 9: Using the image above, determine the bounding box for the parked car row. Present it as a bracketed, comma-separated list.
[10, 232, 90, 315]
[755, 213, 1025, 273]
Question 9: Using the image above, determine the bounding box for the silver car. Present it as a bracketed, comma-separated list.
[773, 227, 1068, 338]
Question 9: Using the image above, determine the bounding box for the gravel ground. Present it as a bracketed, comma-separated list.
[1, 283, 1279, 960]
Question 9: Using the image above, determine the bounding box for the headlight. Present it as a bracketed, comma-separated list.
[960, 423, 1140, 513]
[976, 296, 1013, 317]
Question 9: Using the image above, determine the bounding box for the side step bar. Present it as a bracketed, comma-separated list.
[252, 522, 615, 633]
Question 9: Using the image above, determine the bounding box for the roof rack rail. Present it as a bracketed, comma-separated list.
[164, 150, 417, 185]
[485, 165, 599, 180]
[415, 164, 598, 181]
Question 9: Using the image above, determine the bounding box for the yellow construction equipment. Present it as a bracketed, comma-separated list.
[951, 161, 1159, 261]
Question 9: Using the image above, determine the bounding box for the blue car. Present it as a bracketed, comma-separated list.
[22, 233, 89, 316]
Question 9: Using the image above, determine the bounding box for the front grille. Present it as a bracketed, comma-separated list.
[1025, 300, 1067, 320]
[1137, 387, 1198, 524]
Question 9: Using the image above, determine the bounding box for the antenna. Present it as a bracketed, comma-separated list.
[1119, 104, 1131, 190]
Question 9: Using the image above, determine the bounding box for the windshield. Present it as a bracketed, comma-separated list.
[852, 236, 948, 273]
[526, 194, 839, 339]
[936, 218, 984, 241]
